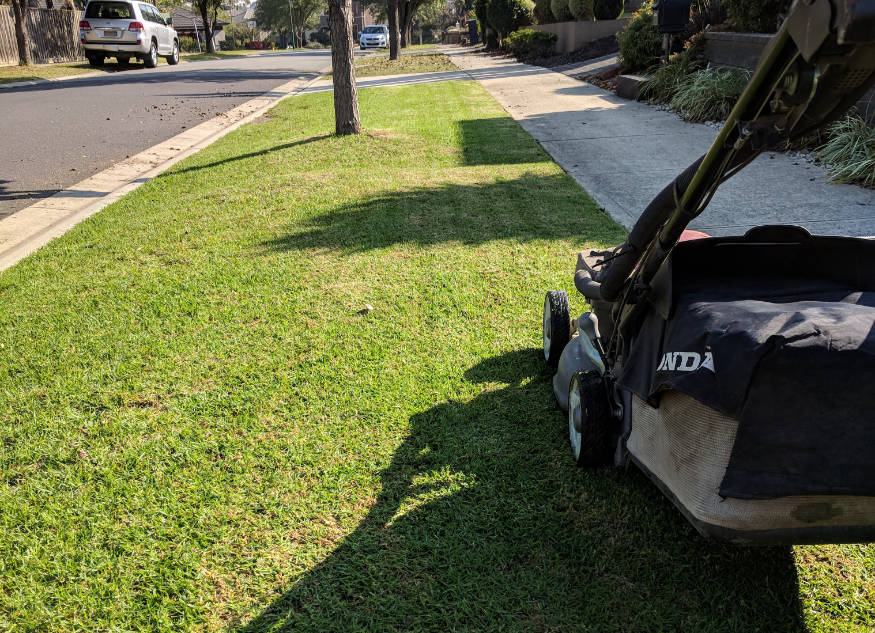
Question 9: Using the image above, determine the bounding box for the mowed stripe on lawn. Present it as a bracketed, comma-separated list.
[0, 80, 871, 633]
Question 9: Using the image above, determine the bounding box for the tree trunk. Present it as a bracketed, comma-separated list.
[11, 0, 31, 66]
[328, 0, 361, 135]
[197, 4, 216, 53]
[387, 0, 399, 60]
[398, 1, 408, 48]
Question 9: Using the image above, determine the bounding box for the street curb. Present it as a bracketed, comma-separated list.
[0, 69, 327, 271]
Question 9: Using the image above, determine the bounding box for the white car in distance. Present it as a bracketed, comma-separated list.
[359, 25, 389, 50]
[79, 1, 179, 68]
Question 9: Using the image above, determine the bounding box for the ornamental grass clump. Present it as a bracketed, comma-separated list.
[817, 114, 875, 188]
[641, 36, 705, 104]
[670, 65, 750, 122]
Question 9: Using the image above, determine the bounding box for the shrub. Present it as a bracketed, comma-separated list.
[817, 114, 875, 188]
[640, 34, 705, 103]
[550, 0, 573, 21]
[503, 28, 557, 58]
[262, 38, 276, 49]
[487, 0, 535, 39]
[304, 41, 326, 49]
[690, 0, 726, 32]
[670, 65, 750, 121]
[222, 23, 260, 50]
[533, 0, 553, 23]
[724, 0, 790, 33]
[617, 0, 661, 72]
[568, 0, 594, 21]
[475, 0, 491, 39]
[593, 0, 623, 19]
[179, 35, 198, 53]
[310, 30, 331, 45]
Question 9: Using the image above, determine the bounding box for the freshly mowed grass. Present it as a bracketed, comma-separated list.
[0, 61, 96, 85]
[326, 52, 456, 79]
[0, 80, 872, 633]
[356, 51, 456, 76]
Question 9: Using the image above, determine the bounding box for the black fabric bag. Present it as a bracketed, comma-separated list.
[618, 230, 875, 499]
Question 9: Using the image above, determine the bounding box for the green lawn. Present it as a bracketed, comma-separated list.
[0, 80, 872, 633]
[326, 51, 457, 79]
[0, 61, 96, 85]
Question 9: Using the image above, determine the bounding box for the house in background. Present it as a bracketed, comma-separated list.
[317, 0, 377, 41]
[170, 7, 228, 50]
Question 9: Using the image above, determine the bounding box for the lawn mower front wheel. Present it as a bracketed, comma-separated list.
[568, 370, 612, 467]
[543, 290, 570, 367]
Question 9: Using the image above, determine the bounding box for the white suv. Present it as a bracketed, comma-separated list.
[80, 1, 179, 68]
[359, 25, 389, 49]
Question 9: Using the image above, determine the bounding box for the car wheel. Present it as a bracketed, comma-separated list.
[86, 53, 104, 67]
[166, 41, 179, 65]
[543, 290, 570, 368]
[568, 370, 613, 467]
[143, 40, 158, 68]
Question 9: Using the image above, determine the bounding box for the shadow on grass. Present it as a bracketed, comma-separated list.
[167, 135, 332, 176]
[235, 349, 804, 632]
[262, 172, 625, 252]
[457, 118, 546, 165]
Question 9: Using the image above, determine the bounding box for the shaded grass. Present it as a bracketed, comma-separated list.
[0, 79, 871, 633]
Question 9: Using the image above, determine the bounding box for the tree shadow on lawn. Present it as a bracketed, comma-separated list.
[261, 173, 626, 253]
[235, 349, 805, 632]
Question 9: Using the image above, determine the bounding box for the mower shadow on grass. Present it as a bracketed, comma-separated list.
[235, 349, 805, 632]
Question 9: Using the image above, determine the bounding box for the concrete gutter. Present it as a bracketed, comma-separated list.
[0, 70, 326, 271]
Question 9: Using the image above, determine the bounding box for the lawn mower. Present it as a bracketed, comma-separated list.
[542, 0, 875, 544]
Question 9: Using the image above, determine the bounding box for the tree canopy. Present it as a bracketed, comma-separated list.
[256, 0, 325, 46]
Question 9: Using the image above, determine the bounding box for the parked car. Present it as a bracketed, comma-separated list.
[359, 25, 389, 50]
[79, 1, 179, 68]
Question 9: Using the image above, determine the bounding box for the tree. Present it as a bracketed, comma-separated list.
[387, 0, 399, 59]
[10, 0, 31, 65]
[328, 0, 361, 135]
[256, 0, 325, 47]
[486, 0, 533, 41]
[363, 0, 428, 48]
[191, 0, 221, 53]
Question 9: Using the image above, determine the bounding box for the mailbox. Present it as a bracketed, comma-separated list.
[653, 0, 692, 33]
[468, 18, 479, 45]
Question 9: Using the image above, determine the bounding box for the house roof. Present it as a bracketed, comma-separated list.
[170, 7, 229, 30]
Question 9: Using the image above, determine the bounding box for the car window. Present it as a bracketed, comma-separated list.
[362, 26, 383, 34]
[84, 1, 134, 19]
[141, 4, 161, 23]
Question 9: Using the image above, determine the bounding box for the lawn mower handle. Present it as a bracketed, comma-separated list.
[595, 0, 875, 303]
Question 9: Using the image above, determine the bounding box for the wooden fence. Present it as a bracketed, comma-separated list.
[0, 7, 85, 66]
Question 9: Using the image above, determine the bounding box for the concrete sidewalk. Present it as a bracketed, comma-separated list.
[444, 47, 875, 237]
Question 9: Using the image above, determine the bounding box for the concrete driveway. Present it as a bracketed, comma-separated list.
[0, 50, 331, 219]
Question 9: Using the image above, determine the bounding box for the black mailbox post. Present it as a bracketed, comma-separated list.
[652, 0, 692, 33]
[468, 18, 479, 45]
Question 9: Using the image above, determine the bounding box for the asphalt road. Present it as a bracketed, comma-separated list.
[0, 50, 331, 219]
